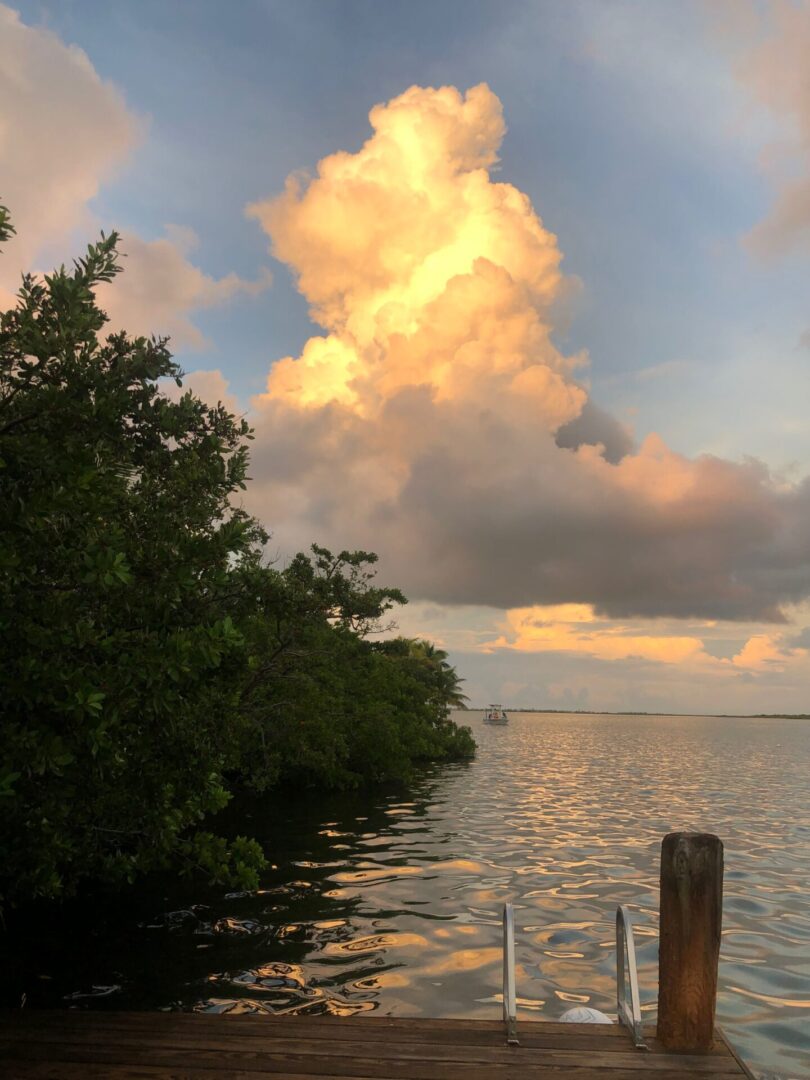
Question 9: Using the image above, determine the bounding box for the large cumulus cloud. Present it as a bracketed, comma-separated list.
[243, 82, 810, 622]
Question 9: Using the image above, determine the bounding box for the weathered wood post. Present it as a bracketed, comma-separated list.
[657, 831, 723, 1052]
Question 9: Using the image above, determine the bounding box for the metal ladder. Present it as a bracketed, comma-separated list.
[501, 902, 647, 1048]
[502, 903, 519, 1045]
[616, 904, 647, 1048]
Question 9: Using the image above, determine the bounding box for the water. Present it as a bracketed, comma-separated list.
[3, 712, 809, 1078]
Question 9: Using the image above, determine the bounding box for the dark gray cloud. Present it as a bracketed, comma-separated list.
[555, 399, 634, 463]
[249, 387, 810, 623]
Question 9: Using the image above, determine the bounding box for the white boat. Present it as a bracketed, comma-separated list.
[483, 703, 508, 725]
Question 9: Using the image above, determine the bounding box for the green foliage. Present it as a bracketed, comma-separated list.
[0, 200, 15, 246]
[396, 639, 470, 710]
[0, 211, 474, 905]
[0, 214, 266, 901]
[237, 553, 475, 793]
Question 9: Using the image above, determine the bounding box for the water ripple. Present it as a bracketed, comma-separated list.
[4, 712, 808, 1079]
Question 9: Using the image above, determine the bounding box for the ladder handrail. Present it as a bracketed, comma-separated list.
[502, 901, 646, 1049]
[616, 904, 647, 1048]
[502, 902, 519, 1045]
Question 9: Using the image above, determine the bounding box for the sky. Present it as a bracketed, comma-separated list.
[2, 0, 810, 713]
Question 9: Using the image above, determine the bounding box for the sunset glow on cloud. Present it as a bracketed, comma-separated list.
[243, 82, 810, 632]
[487, 606, 707, 666]
[247, 83, 578, 423]
[486, 604, 807, 675]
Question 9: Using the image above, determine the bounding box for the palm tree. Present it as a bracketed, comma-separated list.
[407, 639, 469, 709]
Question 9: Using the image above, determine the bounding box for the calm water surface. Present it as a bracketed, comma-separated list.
[4, 712, 810, 1078]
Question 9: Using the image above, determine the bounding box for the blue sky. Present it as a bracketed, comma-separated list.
[4, 0, 810, 711]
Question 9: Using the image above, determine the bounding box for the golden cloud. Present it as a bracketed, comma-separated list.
[487, 606, 707, 665]
[248, 83, 580, 426]
[485, 602, 808, 677]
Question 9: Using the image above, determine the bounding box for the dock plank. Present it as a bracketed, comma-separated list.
[0, 1011, 752, 1079]
[1, 1011, 732, 1052]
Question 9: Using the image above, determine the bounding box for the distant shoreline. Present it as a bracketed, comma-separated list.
[466, 707, 810, 720]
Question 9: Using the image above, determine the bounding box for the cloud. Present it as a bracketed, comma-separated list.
[161, 368, 241, 415]
[0, 5, 269, 347]
[0, 5, 134, 231]
[484, 602, 806, 675]
[554, 400, 634, 464]
[0, 3, 138, 303]
[97, 229, 272, 350]
[488, 606, 707, 665]
[247, 83, 574, 416]
[244, 82, 810, 623]
[723, 1, 810, 257]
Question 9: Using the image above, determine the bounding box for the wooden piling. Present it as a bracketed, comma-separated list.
[657, 831, 724, 1052]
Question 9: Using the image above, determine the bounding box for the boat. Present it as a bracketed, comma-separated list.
[483, 703, 508, 724]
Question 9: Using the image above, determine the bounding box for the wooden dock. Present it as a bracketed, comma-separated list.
[0, 1010, 756, 1079]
